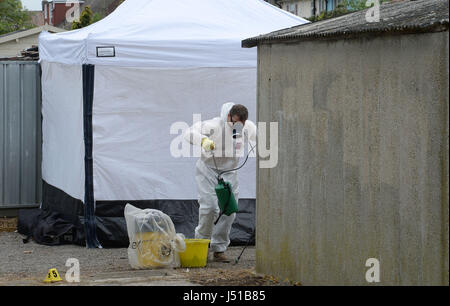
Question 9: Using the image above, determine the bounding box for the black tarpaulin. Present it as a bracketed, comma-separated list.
[19, 180, 255, 248]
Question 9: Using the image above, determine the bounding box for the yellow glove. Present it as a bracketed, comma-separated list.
[201, 137, 215, 151]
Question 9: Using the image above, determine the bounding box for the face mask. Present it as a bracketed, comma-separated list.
[232, 122, 244, 139]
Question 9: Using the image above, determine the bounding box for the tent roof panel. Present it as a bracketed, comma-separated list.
[39, 0, 308, 67]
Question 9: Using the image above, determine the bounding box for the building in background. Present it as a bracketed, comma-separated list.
[28, 11, 45, 27]
[40, 0, 122, 29]
[0, 24, 65, 58]
[41, 0, 85, 27]
[277, 0, 344, 18]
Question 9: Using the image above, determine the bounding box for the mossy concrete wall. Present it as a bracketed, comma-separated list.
[256, 31, 449, 285]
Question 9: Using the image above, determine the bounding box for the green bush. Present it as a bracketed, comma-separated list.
[71, 6, 94, 30]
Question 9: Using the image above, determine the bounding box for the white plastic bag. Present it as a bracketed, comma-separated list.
[124, 204, 186, 269]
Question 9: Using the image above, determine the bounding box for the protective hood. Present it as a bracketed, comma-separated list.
[220, 102, 235, 124]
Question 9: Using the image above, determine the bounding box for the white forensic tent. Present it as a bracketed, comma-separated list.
[39, 0, 308, 247]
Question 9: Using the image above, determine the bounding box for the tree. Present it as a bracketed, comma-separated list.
[0, 0, 33, 35]
[93, 12, 103, 23]
[71, 6, 94, 30]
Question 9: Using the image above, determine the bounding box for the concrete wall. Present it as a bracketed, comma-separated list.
[256, 31, 449, 285]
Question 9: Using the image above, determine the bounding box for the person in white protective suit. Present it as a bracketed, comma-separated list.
[184, 102, 257, 262]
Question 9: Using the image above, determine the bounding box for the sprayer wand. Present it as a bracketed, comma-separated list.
[210, 143, 256, 180]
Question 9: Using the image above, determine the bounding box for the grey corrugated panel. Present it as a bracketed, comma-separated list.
[0, 61, 41, 207]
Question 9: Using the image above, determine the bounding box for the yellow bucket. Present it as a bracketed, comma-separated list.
[179, 239, 210, 268]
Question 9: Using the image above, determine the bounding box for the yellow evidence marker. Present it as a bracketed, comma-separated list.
[43, 268, 63, 283]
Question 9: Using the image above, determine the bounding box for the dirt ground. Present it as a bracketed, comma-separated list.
[0, 231, 292, 286]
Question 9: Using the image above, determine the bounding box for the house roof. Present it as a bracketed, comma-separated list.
[0, 25, 66, 44]
[242, 0, 449, 48]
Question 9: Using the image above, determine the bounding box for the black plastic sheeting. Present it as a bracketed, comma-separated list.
[18, 209, 85, 246]
[24, 180, 255, 248]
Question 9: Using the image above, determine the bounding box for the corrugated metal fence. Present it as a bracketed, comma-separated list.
[0, 61, 41, 209]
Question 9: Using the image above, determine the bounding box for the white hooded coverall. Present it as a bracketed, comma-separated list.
[184, 102, 257, 252]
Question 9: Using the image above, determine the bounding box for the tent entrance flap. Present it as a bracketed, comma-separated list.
[83, 64, 101, 249]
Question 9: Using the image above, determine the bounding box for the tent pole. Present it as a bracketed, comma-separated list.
[82, 64, 102, 249]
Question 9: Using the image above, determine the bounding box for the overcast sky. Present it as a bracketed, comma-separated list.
[21, 0, 42, 11]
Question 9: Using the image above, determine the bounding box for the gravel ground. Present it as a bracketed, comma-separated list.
[0, 231, 287, 286]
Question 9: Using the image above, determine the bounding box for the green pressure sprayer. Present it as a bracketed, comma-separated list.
[211, 143, 256, 226]
[214, 177, 237, 225]
[211, 142, 257, 265]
